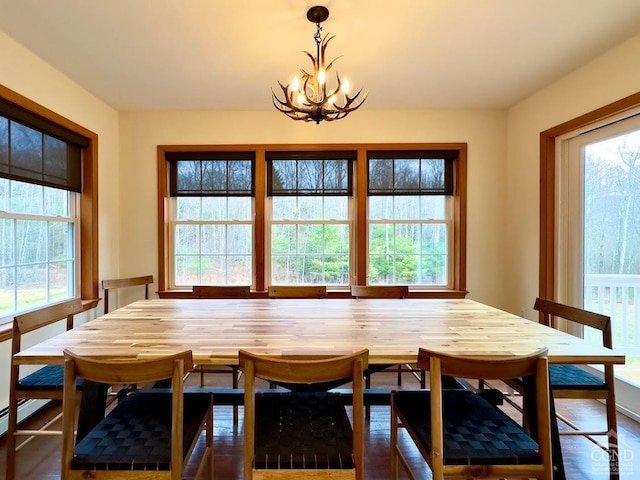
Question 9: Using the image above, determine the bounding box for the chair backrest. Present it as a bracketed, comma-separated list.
[239, 349, 369, 479]
[417, 347, 552, 478]
[11, 298, 84, 357]
[101, 274, 154, 313]
[193, 285, 250, 299]
[7, 298, 86, 480]
[534, 297, 612, 348]
[61, 349, 194, 478]
[350, 285, 409, 298]
[267, 285, 327, 298]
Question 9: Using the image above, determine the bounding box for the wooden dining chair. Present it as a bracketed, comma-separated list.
[267, 285, 327, 298]
[391, 347, 553, 480]
[61, 349, 213, 480]
[101, 274, 154, 314]
[504, 297, 619, 480]
[191, 285, 251, 425]
[6, 298, 86, 480]
[239, 348, 368, 480]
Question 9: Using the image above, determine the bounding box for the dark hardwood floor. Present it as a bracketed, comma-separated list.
[2, 369, 639, 479]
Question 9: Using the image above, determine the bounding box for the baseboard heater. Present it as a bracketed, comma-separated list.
[0, 399, 49, 437]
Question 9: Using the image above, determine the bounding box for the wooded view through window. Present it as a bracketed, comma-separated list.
[0, 179, 76, 316]
[160, 144, 466, 293]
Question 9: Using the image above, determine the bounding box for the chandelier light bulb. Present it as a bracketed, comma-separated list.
[341, 78, 350, 94]
[318, 68, 326, 85]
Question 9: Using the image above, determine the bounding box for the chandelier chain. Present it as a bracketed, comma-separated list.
[314, 22, 322, 49]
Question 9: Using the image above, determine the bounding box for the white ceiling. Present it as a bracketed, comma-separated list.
[1, 0, 639, 112]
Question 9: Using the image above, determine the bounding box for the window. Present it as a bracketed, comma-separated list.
[0, 89, 97, 325]
[367, 152, 454, 286]
[267, 152, 354, 285]
[158, 144, 466, 296]
[0, 179, 77, 317]
[167, 152, 254, 287]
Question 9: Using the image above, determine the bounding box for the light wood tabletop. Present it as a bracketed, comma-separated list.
[13, 298, 625, 366]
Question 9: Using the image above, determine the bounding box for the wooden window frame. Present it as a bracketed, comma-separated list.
[158, 143, 467, 298]
[0, 85, 99, 337]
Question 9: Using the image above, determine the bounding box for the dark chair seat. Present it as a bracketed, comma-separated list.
[393, 390, 542, 466]
[549, 364, 606, 389]
[254, 392, 354, 470]
[18, 365, 83, 390]
[511, 364, 606, 390]
[71, 392, 211, 471]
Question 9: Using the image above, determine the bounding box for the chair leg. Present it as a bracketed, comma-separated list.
[207, 404, 214, 480]
[233, 366, 239, 426]
[606, 390, 619, 480]
[365, 372, 371, 420]
[390, 397, 397, 479]
[5, 390, 18, 480]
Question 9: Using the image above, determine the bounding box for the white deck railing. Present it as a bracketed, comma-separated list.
[584, 274, 640, 356]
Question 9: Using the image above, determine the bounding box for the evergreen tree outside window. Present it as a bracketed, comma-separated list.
[267, 152, 354, 285]
[367, 151, 455, 286]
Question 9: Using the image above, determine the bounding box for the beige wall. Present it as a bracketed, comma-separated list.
[0, 31, 120, 410]
[1, 22, 639, 412]
[119, 108, 508, 306]
[505, 33, 640, 319]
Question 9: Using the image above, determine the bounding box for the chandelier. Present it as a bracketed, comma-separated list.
[272, 5, 367, 124]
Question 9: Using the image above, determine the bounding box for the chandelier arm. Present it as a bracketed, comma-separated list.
[324, 72, 343, 99]
[320, 34, 335, 63]
[323, 56, 341, 75]
[329, 92, 367, 112]
[300, 76, 316, 105]
[272, 94, 292, 110]
[273, 84, 313, 115]
[273, 82, 296, 106]
[301, 75, 328, 107]
[303, 51, 318, 72]
[342, 90, 367, 109]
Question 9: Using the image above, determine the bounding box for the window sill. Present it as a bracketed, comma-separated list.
[157, 289, 469, 300]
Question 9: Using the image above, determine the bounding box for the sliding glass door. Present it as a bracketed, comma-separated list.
[560, 114, 640, 392]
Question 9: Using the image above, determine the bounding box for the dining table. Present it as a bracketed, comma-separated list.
[13, 297, 625, 480]
[14, 297, 624, 365]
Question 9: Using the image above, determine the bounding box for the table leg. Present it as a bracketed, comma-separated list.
[75, 380, 108, 443]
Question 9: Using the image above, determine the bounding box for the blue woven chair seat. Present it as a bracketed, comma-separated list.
[394, 390, 542, 466]
[71, 392, 211, 471]
[511, 364, 605, 390]
[548, 364, 606, 389]
[254, 392, 354, 470]
[18, 365, 83, 391]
